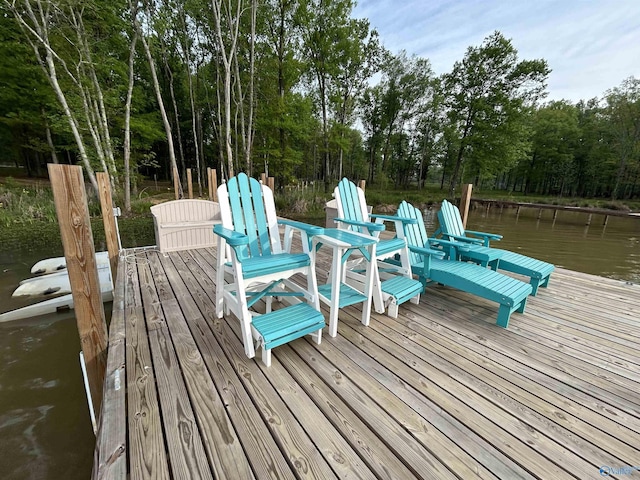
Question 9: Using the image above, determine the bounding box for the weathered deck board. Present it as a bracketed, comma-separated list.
[95, 243, 640, 480]
[92, 251, 126, 479]
[124, 253, 169, 480]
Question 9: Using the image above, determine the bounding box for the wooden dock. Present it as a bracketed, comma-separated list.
[93, 242, 640, 479]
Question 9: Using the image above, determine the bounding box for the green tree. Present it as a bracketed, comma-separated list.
[603, 77, 640, 200]
[525, 101, 580, 195]
[442, 31, 549, 198]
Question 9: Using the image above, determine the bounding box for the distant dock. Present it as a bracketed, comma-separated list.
[469, 198, 640, 225]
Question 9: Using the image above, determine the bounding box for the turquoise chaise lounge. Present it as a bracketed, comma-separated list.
[437, 200, 554, 295]
[394, 201, 532, 328]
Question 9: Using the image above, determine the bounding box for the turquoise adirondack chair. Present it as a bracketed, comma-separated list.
[397, 201, 532, 328]
[333, 178, 423, 318]
[437, 200, 554, 295]
[213, 173, 325, 366]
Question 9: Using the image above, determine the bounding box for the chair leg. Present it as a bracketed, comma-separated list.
[261, 347, 272, 367]
[266, 296, 273, 313]
[496, 304, 512, 328]
[311, 328, 322, 345]
[371, 264, 385, 314]
[387, 301, 399, 319]
[215, 267, 225, 319]
[530, 278, 541, 296]
[516, 297, 527, 314]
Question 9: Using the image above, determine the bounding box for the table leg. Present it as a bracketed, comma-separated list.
[328, 245, 343, 337]
[361, 243, 376, 326]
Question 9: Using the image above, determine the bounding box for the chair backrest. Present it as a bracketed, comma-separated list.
[218, 173, 282, 259]
[397, 201, 429, 266]
[334, 178, 369, 233]
[438, 200, 466, 237]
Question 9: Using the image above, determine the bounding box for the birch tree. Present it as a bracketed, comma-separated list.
[210, 0, 244, 177]
[4, 0, 106, 192]
[131, 0, 182, 195]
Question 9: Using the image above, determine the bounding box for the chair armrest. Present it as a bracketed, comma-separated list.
[278, 219, 323, 236]
[408, 245, 446, 258]
[370, 214, 417, 225]
[334, 217, 385, 232]
[466, 230, 502, 241]
[441, 233, 483, 245]
[213, 225, 249, 247]
[428, 238, 470, 253]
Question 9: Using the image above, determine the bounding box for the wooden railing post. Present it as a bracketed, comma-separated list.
[268, 176, 275, 192]
[459, 184, 473, 229]
[358, 179, 366, 192]
[187, 168, 193, 199]
[48, 164, 108, 419]
[96, 173, 119, 282]
[261, 173, 267, 185]
[173, 167, 180, 200]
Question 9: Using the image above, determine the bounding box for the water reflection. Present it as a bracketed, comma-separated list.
[0, 216, 154, 480]
[460, 206, 640, 283]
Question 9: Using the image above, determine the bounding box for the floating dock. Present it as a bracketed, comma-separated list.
[93, 243, 640, 479]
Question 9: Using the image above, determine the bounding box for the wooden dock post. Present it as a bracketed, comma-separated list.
[96, 173, 119, 282]
[209, 169, 218, 201]
[459, 184, 473, 229]
[48, 164, 108, 419]
[187, 168, 193, 199]
[261, 173, 267, 185]
[358, 179, 366, 192]
[268, 176, 275, 192]
[173, 167, 180, 200]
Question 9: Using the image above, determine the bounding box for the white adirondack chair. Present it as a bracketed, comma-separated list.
[214, 173, 325, 366]
[332, 178, 423, 318]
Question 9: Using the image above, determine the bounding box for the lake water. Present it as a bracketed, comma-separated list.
[0, 207, 638, 479]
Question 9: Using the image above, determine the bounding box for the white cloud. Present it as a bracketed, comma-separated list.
[353, 0, 640, 101]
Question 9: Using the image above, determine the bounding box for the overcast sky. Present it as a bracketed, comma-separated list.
[352, 0, 640, 102]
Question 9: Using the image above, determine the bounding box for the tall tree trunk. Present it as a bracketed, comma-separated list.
[210, 0, 242, 178]
[70, 7, 117, 183]
[448, 111, 473, 198]
[42, 108, 59, 164]
[164, 60, 186, 181]
[123, 31, 137, 213]
[136, 20, 181, 195]
[245, 0, 257, 175]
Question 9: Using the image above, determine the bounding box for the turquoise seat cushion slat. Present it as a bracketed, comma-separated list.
[376, 237, 407, 257]
[428, 258, 532, 306]
[252, 303, 325, 349]
[240, 253, 311, 279]
[318, 283, 368, 308]
[381, 276, 423, 304]
[497, 251, 555, 279]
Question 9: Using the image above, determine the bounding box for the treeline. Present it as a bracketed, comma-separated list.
[1, 0, 638, 211]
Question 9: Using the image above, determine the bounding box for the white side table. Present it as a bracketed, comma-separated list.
[313, 229, 378, 337]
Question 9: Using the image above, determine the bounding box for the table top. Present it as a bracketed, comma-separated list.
[316, 228, 378, 248]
